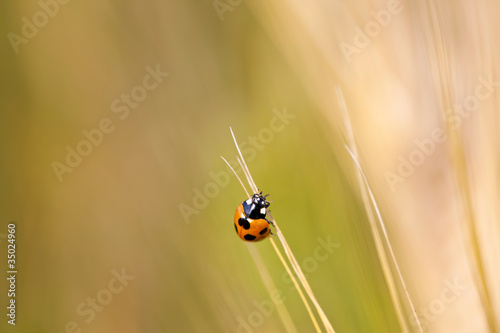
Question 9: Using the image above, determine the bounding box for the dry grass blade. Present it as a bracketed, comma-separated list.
[230, 127, 258, 193]
[336, 86, 422, 333]
[268, 213, 335, 333]
[222, 145, 318, 332]
[221, 155, 303, 332]
[269, 239, 322, 333]
[228, 127, 336, 333]
[220, 155, 250, 199]
[423, 2, 499, 332]
[247, 244, 299, 333]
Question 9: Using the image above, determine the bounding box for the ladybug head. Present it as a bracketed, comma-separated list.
[242, 192, 271, 220]
[252, 192, 270, 208]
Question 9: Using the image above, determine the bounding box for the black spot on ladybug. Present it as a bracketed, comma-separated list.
[238, 218, 250, 230]
[244, 234, 256, 241]
[259, 227, 268, 235]
[234, 224, 238, 234]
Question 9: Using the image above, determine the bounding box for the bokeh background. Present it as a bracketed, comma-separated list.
[1, 0, 499, 332]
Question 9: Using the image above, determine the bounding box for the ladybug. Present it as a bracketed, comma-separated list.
[234, 192, 272, 242]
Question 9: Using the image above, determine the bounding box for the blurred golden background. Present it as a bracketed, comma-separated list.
[1, 0, 499, 332]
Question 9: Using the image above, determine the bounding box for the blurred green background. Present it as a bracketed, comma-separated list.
[1, 1, 499, 332]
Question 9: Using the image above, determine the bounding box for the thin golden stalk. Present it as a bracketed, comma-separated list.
[268, 238, 322, 333]
[220, 156, 250, 199]
[423, 2, 499, 331]
[221, 153, 306, 332]
[230, 128, 258, 193]
[237, 156, 258, 194]
[247, 244, 300, 333]
[268, 213, 335, 333]
[336, 86, 421, 333]
[229, 127, 336, 333]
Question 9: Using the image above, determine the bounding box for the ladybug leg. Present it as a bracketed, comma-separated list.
[264, 217, 275, 236]
[266, 221, 275, 235]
